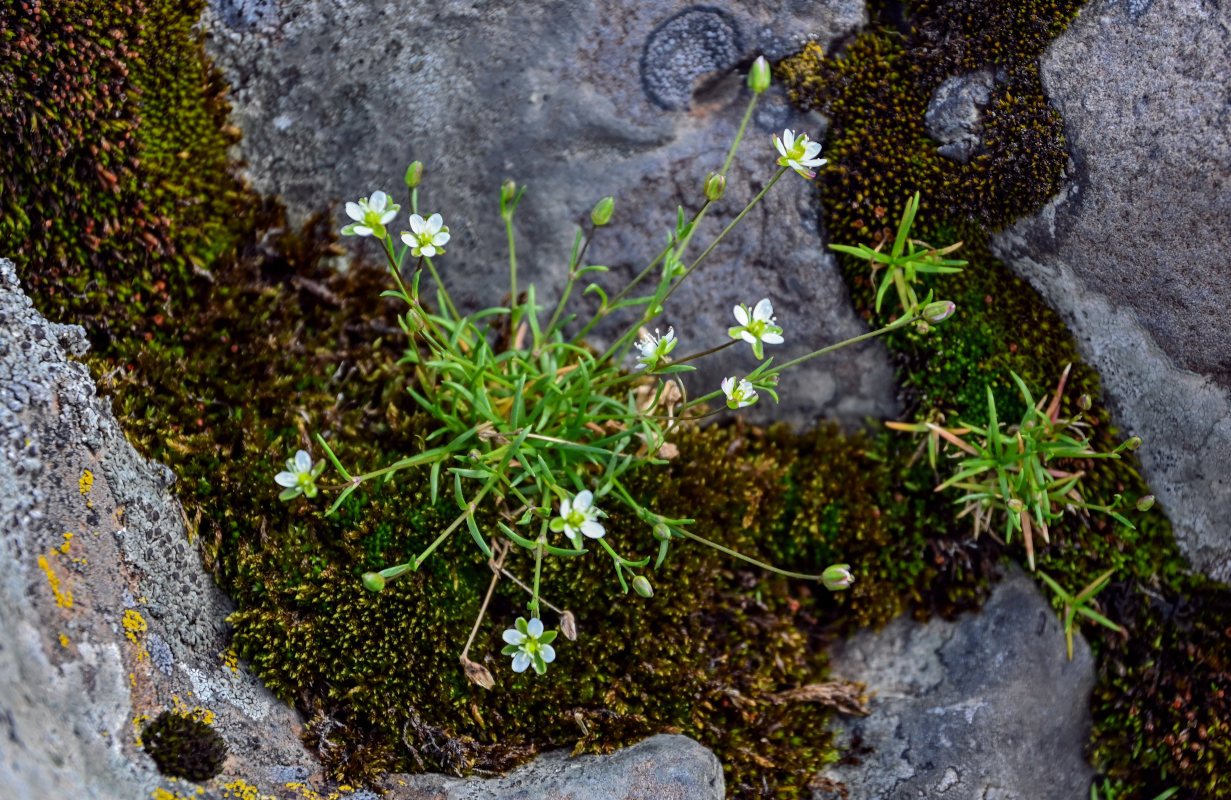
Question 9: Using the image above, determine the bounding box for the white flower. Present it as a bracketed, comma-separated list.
[721, 377, 759, 410]
[634, 327, 678, 371]
[501, 616, 558, 674]
[341, 190, 400, 238]
[728, 298, 784, 359]
[773, 129, 827, 179]
[550, 490, 605, 544]
[274, 449, 325, 500]
[400, 212, 451, 257]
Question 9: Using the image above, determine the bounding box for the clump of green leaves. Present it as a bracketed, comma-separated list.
[1037, 568, 1123, 661]
[890, 364, 1145, 571]
[829, 191, 966, 321]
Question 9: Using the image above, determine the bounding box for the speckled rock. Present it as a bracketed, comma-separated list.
[989, 0, 1231, 582]
[202, 0, 895, 428]
[925, 68, 995, 164]
[381, 734, 723, 800]
[816, 569, 1096, 800]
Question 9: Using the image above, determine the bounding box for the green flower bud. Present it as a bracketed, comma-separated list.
[748, 55, 770, 94]
[501, 179, 518, 206]
[1124, 436, 1142, 451]
[922, 300, 957, 323]
[704, 172, 726, 202]
[361, 572, 386, 593]
[1006, 498, 1026, 513]
[1076, 394, 1092, 411]
[404, 161, 423, 189]
[631, 576, 654, 598]
[1136, 494, 1155, 511]
[590, 196, 614, 226]
[652, 522, 672, 541]
[821, 563, 853, 591]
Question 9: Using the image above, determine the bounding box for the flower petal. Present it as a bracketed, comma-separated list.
[420, 244, 437, 257]
[580, 520, 605, 539]
[740, 331, 757, 345]
[433, 231, 451, 246]
[380, 208, 399, 224]
[345, 202, 364, 221]
[753, 298, 774, 322]
[353, 225, 373, 236]
[733, 304, 749, 325]
[512, 652, 531, 672]
[540, 644, 556, 663]
[761, 332, 783, 344]
[274, 471, 299, 487]
[370, 190, 387, 209]
[526, 618, 544, 638]
[294, 450, 312, 472]
[409, 214, 426, 233]
[503, 628, 526, 645]
[573, 490, 593, 512]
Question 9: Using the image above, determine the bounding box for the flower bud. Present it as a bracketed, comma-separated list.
[652, 522, 672, 541]
[704, 172, 726, 202]
[822, 563, 853, 591]
[631, 575, 654, 598]
[590, 196, 614, 226]
[501, 179, 518, 206]
[1124, 436, 1141, 451]
[748, 55, 770, 94]
[361, 572, 386, 593]
[1076, 394, 1092, 411]
[1136, 494, 1155, 512]
[404, 161, 423, 189]
[1006, 498, 1025, 513]
[922, 300, 957, 323]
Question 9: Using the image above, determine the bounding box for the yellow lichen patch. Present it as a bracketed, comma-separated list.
[220, 648, 239, 674]
[132, 712, 149, 747]
[222, 779, 274, 800]
[171, 695, 215, 725]
[79, 470, 94, 494]
[60, 532, 74, 553]
[37, 555, 73, 608]
[122, 609, 148, 643]
[59, 633, 70, 647]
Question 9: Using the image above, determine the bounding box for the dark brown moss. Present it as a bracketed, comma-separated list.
[141, 710, 228, 782]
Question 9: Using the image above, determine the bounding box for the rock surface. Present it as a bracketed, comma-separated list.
[202, 0, 898, 428]
[989, 0, 1231, 582]
[383, 734, 723, 800]
[0, 257, 723, 800]
[816, 569, 1096, 800]
[924, 68, 995, 164]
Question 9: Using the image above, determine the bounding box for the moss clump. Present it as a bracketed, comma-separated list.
[1, 0, 254, 340]
[141, 710, 228, 782]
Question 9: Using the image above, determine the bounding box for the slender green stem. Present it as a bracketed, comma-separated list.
[424, 256, 461, 321]
[531, 540, 544, 619]
[505, 211, 519, 329]
[672, 339, 736, 366]
[720, 92, 759, 177]
[546, 227, 594, 338]
[769, 312, 918, 374]
[603, 238, 674, 309]
[660, 166, 789, 310]
[414, 504, 476, 568]
[460, 540, 509, 660]
[676, 527, 825, 580]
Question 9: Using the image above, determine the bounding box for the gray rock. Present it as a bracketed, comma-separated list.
[817, 569, 1096, 800]
[925, 68, 995, 164]
[202, 0, 898, 428]
[383, 734, 723, 800]
[989, 0, 1231, 582]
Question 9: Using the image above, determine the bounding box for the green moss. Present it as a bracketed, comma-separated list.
[141, 710, 228, 782]
[779, 2, 1231, 797]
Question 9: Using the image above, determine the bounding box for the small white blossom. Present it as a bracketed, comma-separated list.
[728, 298, 784, 359]
[773, 129, 827, 179]
[501, 616, 558, 674]
[550, 490, 605, 544]
[341, 190, 400, 238]
[274, 449, 325, 500]
[721, 377, 759, 410]
[634, 327, 678, 371]
[401, 213, 451, 257]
